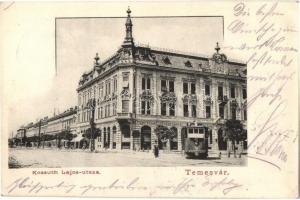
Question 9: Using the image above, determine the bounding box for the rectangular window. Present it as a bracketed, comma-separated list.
[231, 86, 235, 98]
[147, 78, 151, 90]
[244, 109, 247, 120]
[108, 82, 111, 95]
[169, 103, 175, 116]
[191, 83, 196, 94]
[142, 78, 145, 90]
[123, 73, 129, 81]
[184, 104, 189, 117]
[78, 114, 81, 123]
[206, 106, 211, 118]
[161, 103, 167, 116]
[146, 101, 151, 115]
[205, 84, 210, 96]
[114, 78, 117, 92]
[243, 88, 247, 99]
[100, 85, 103, 98]
[231, 107, 236, 120]
[141, 101, 146, 114]
[105, 83, 108, 96]
[161, 80, 167, 92]
[98, 107, 100, 119]
[122, 100, 129, 113]
[100, 107, 103, 118]
[108, 104, 110, 116]
[192, 105, 197, 117]
[87, 110, 90, 121]
[113, 103, 116, 116]
[219, 105, 224, 119]
[169, 81, 174, 92]
[218, 86, 223, 99]
[183, 82, 188, 94]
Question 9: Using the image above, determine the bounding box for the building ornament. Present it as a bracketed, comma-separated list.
[230, 99, 239, 109]
[121, 88, 131, 100]
[134, 48, 157, 65]
[212, 42, 227, 64]
[203, 96, 213, 105]
[182, 94, 197, 105]
[218, 95, 229, 105]
[140, 90, 154, 102]
[160, 91, 177, 104]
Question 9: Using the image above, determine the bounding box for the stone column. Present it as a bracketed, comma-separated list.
[130, 125, 133, 150]
[101, 130, 105, 150]
[116, 126, 122, 150]
[151, 125, 156, 150]
[212, 126, 219, 152]
[177, 127, 182, 151]
[109, 126, 113, 150]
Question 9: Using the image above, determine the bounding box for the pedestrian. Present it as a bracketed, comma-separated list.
[153, 140, 159, 158]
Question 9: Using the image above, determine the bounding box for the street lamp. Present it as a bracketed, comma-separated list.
[87, 98, 96, 152]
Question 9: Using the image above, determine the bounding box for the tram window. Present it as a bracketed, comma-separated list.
[188, 128, 193, 134]
[194, 129, 199, 134]
[199, 129, 204, 134]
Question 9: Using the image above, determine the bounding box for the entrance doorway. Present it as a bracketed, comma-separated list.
[181, 128, 187, 150]
[141, 126, 151, 150]
[121, 124, 130, 149]
[218, 129, 227, 150]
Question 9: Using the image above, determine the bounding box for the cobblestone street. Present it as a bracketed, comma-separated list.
[9, 148, 246, 168]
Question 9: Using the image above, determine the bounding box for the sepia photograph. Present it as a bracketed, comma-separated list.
[1, 1, 298, 198]
[8, 8, 247, 168]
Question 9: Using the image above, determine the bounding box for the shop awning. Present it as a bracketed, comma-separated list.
[71, 135, 84, 142]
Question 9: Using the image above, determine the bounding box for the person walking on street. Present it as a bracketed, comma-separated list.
[153, 140, 159, 158]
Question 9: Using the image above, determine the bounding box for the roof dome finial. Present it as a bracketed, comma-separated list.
[127, 6, 131, 17]
[215, 42, 220, 53]
[94, 53, 100, 65]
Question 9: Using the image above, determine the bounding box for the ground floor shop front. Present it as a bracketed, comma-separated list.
[76, 118, 247, 152]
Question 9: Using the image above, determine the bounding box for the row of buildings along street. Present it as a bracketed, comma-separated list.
[9, 8, 247, 167]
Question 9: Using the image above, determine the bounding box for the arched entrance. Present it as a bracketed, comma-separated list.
[121, 124, 130, 149]
[103, 127, 108, 148]
[170, 127, 178, 150]
[218, 129, 227, 150]
[181, 128, 187, 150]
[141, 126, 151, 150]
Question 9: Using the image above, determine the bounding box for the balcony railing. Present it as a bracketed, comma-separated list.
[116, 112, 132, 120]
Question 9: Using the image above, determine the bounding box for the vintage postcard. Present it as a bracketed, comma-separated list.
[0, 1, 298, 198]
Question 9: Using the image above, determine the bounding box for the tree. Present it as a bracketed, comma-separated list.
[224, 119, 246, 158]
[154, 125, 176, 151]
[83, 128, 101, 139]
[56, 129, 74, 148]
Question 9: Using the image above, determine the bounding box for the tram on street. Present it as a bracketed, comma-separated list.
[184, 123, 208, 159]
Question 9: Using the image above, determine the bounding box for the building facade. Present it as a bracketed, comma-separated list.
[76, 9, 247, 152]
[16, 107, 77, 147]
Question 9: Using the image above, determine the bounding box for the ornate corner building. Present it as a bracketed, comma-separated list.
[76, 8, 247, 152]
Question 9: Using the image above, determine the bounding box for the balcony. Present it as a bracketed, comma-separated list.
[116, 112, 132, 120]
[218, 95, 228, 105]
[203, 96, 212, 104]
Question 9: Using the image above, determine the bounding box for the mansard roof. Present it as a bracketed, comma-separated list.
[77, 9, 246, 91]
[77, 43, 247, 91]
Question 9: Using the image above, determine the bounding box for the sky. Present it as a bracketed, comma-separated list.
[7, 16, 223, 135]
